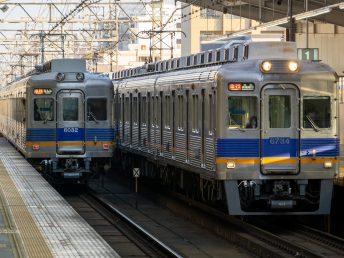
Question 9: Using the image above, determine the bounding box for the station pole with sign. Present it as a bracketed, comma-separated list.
[133, 168, 140, 209]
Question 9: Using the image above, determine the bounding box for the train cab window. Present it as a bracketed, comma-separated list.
[228, 96, 257, 129]
[63, 98, 79, 121]
[87, 98, 107, 121]
[269, 96, 291, 128]
[34, 98, 54, 121]
[303, 96, 331, 129]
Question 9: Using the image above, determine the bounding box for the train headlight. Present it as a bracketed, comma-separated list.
[261, 61, 272, 72]
[56, 73, 65, 82]
[288, 61, 299, 72]
[76, 72, 85, 81]
[324, 161, 333, 168]
[226, 161, 236, 169]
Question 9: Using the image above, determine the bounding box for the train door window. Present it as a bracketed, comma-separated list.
[192, 95, 199, 132]
[165, 95, 171, 128]
[155, 96, 160, 127]
[151, 95, 155, 127]
[142, 96, 147, 126]
[121, 94, 125, 126]
[133, 97, 138, 125]
[303, 96, 331, 129]
[228, 96, 257, 129]
[269, 96, 291, 128]
[124, 97, 130, 123]
[87, 98, 107, 121]
[63, 98, 78, 121]
[177, 95, 184, 130]
[34, 98, 54, 121]
[208, 94, 214, 134]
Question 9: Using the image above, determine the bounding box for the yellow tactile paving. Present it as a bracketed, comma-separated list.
[0, 161, 53, 258]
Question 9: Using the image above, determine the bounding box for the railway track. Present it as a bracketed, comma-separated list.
[62, 190, 182, 258]
[76, 176, 344, 258]
[249, 220, 344, 257]
[142, 187, 344, 258]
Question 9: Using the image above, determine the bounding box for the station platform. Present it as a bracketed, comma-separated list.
[0, 138, 119, 258]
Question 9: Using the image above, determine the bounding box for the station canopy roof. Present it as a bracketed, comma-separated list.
[178, 0, 344, 27]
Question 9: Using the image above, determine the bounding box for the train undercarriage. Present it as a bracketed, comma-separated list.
[118, 150, 332, 215]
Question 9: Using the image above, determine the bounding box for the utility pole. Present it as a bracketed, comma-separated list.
[287, 0, 295, 42]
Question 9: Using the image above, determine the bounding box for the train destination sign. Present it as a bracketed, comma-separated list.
[33, 88, 53, 95]
[228, 83, 255, 91]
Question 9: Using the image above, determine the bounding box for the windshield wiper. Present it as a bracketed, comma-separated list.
[306, 115, 320, 132]
[88, 111, 99, 123]
[229, 116, 245, 132]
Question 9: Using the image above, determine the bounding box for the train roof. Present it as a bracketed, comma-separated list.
[112, 40, 297, 81]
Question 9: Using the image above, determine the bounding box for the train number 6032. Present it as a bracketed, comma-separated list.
[64, 127, 79, 133]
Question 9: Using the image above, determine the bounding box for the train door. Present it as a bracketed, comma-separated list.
[57, 90, 85, 154]
[260, 84, 300, 174]
[201, 89, 205, 166]
[186, 90, 190, 163]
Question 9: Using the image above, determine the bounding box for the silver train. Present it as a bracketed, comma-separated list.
[113, 39, 339, 215]
[0, 59, 114, 182]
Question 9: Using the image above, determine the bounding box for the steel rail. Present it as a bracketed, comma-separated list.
[87, 191, 183, 258]
[297, 224, 344, 252]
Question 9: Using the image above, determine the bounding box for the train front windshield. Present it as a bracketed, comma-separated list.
[303, 96, 331, 129]
[228, 96, 258, 129]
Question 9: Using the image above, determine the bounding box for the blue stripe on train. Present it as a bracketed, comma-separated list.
[262, 139, 299, 157]
[86, 128, 114, 141]
[57, 128, 85, 141]
[217, 139, 260, 157]
[301, 138, 339, 157]
[27, 128, 56, 141]
[216, 138, 339, 157]
[27, 128, 115, 141]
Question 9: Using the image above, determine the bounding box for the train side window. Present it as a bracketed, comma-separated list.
[269, 96, 291, 128]
[34, 98, 54, 121]
[228, 96, 258, 129]
[63, 98, 79, 121]
[87, 98, 107, 121]
[303, 96, 331, 129]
